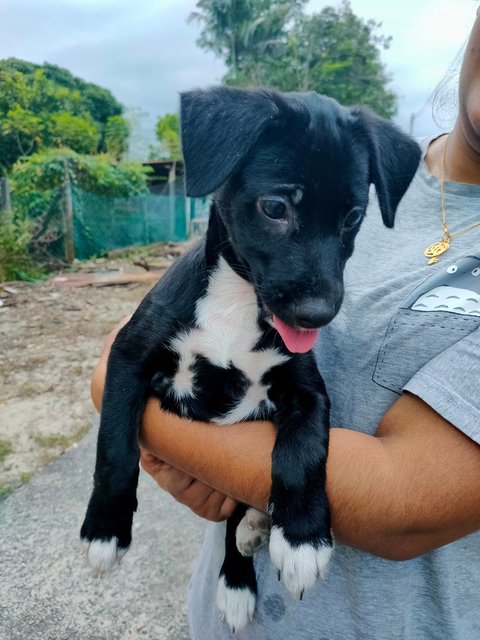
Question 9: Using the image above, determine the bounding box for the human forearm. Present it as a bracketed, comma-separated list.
[140, 393, 480, 560]
[139, 403, 402, 556]
[140, 397, 275, 512]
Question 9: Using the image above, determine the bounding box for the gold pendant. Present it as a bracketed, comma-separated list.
[424, 240, 450, 265]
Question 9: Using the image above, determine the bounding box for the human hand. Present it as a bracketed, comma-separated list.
[140, 448, 237, 522]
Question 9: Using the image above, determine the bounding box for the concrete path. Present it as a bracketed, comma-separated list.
[0, 425, 205, 640]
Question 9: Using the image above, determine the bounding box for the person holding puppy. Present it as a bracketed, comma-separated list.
[92, 8, 480, 639]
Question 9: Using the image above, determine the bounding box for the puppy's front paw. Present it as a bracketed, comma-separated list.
[80, 496, 134, 573]
[81, 536, 128, 573]
[216, 575, 256, 633]
[236, 507, 270, 557]
[269, 526, 333, 599]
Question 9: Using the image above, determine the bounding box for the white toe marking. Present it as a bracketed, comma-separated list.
[84, 537, 127, 573]
[236, 508, 270, 556]
[216, 575, 256, 632]
[269, 526, 333, 598]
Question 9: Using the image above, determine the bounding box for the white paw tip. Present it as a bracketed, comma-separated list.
[216, 575, 256, 632]
[269, 526, 333, 598]
[82, 537, 127, 573]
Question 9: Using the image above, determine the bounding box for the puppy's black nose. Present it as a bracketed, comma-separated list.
[294, 298, 337, 328]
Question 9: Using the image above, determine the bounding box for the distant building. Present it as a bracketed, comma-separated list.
[142, 160, 209, 236]
[142, 160, 185, 195]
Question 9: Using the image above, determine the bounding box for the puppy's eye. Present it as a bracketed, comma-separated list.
[258, 198, 287, 221]
[342, 207, 364, 231]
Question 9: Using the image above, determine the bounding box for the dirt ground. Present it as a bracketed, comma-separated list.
[0, 242, 188, 496]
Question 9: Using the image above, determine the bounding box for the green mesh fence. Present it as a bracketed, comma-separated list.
[72, 187, 189, 260]
[9, 176, 207, 262]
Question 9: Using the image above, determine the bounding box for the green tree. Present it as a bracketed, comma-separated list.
[1, 105, 43, 157]
[189, 0, 305, 84]
[284, 2, 396, 117]
[104, 115, 130, 159]
[0, 58, 122, 123]
[155, 113, 182, 161]
[189, 0, 396, 118]
[0, 59, 124, 173]
[50, 112, 99, 154]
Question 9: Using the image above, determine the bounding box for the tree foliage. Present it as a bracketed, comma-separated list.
[0, 58, 129, 173]
[0, 58, 122, 123]
[190, 0, 305, 83]
[104, 115, 130, 160]
[50, 112, 100, 154]
[155, 113, 182, 161]
[189, 0, 396, 118]
[0, 212, 40, 281]
[11, 148, 149, 206]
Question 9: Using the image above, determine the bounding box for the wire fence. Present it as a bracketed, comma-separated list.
[6, 177, 210, 262]
[71, 187, 190, 260]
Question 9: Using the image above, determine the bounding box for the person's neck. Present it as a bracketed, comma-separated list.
[425, 126, 480, 185]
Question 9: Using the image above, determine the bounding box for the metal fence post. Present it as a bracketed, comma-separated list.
[185, 196, 192, 238]
[142, 197, 150, 245]
[168, 162, 176, 240]
[63, 160, 75, 263]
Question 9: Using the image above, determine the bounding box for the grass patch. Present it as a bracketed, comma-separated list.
[19, 383, 41, 398]
[0, 439, 13, 462]
[74, 423, 91, 440]
[34, 433, 72, 448]
[19, 471, 33, 484]
[29, 354, 50, 367]
[34, 423, 91, 450]
[71, 364, 84, 376]
[0, 484, 13, 500]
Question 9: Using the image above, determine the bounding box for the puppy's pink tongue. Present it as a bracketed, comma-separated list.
[272, 315, 319, 353]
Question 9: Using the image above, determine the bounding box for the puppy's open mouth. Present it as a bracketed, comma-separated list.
[271, 314, 319, 354]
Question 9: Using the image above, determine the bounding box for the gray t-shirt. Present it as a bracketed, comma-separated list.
[186, 142, 480, 640]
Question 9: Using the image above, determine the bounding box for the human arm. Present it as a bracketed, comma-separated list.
[138, 392, 480, 561]
[91, 320, 480, 560]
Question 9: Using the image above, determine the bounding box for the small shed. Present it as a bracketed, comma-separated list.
[142, 160, 210, 236]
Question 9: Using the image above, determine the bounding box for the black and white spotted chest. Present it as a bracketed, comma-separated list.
[154, 257, 290, 424]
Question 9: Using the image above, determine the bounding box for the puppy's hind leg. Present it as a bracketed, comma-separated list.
[216, 504, 257, 632]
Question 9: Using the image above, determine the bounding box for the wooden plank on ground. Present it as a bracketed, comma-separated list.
[52, 270, 164, 288]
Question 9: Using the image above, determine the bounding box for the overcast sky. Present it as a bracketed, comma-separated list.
[0, 0, 477, 151]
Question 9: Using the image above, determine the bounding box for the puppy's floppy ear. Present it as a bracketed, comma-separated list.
[355, 108, 421, 228]
[180, 86, 280, 197]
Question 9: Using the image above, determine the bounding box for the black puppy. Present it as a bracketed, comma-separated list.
[81, 87, 420, 631]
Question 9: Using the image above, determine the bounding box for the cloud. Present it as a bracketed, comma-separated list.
[0, 0, 224, 117]
[0, 0, 477, 141]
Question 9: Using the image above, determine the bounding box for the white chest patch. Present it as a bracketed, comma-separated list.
[169, 257, 289, 423]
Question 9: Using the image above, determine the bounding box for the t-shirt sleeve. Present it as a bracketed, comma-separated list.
[403, 326, 480, 444]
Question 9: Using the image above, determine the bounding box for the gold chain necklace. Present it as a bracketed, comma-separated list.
[424, 135, 480, 265]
